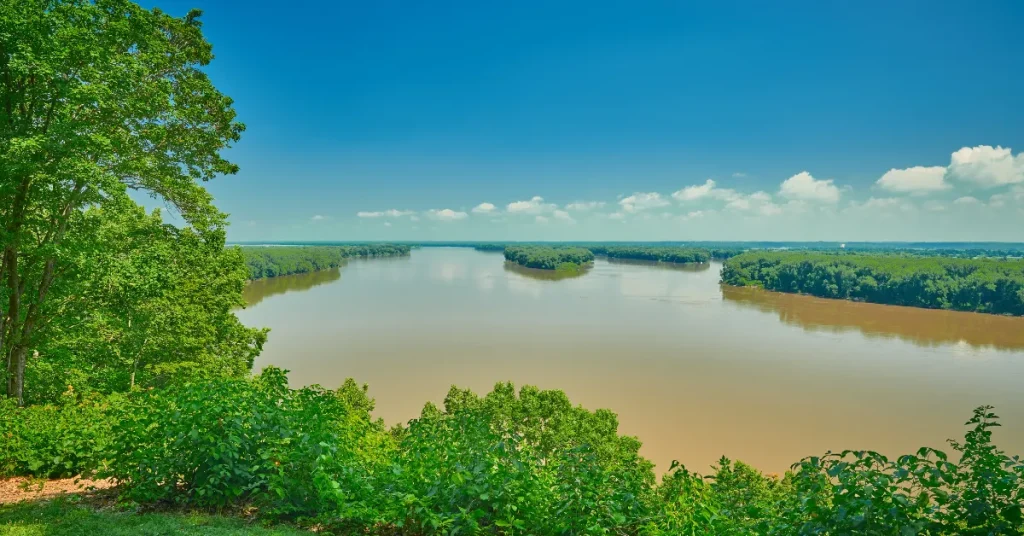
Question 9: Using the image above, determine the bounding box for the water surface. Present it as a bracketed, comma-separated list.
[237, 248, 1024, 474]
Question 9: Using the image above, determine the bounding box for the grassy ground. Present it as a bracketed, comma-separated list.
[0, 499, 309, 535]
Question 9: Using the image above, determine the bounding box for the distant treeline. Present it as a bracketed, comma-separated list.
[472, 244, 507, 252]
[503, 245, 595, 272]
[588, 245, 716, 263]
[722, 251, 1024, 315]
[241, 245, 411, 280]
[490, 244, 742, 265]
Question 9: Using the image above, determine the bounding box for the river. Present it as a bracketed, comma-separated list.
[237, 247, 1024, 475]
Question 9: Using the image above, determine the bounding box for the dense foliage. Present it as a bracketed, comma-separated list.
[589, 246, 711, 264]
[503, 246, 595, 271]
[708, 248, 744, 260]
[6, 198, 266, 406]
[471, 244, 507, 252]
[1, 0, 247, 404]
[241, 245, 410, 280]
[722, 251, 1024, 315]
[3, 371, 1022, 535]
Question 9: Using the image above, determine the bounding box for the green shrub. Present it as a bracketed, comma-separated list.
[4, 371, 1022, 535]
[371, 384, 655, 534]
[103, 367, 389, 520]
[0, 389, 117, 478]
[775, 406, 1024, 535]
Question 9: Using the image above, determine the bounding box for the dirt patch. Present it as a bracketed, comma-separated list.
[0, 477, 114, 505]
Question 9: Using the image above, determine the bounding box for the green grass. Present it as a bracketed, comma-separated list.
[554, 261, 586, 275]
[0, 500, 309, 535]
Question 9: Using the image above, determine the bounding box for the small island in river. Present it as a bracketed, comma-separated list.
[503, 245, 595, 276]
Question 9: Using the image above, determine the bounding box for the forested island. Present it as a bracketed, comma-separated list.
[242, 245, 410, 279]
[589, 245, 711, 264]
[722, 251, 1024, 315]
[503, 245, 595, 275]
[497, 244, 740, 269]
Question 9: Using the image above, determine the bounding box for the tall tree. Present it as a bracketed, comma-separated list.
[1, 0, 243, 404]
[24, 197, 266, 404]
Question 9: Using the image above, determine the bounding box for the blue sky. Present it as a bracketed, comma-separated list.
[148, 0, 1024, 241]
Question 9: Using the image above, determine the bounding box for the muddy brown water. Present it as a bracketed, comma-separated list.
[238, 248, 1024, 474]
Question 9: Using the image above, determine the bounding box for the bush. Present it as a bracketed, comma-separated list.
[0, 389, 117, 478]
[373, 383, 655, 533]
[103, 367, 390, 520]
[4, 371, 1022, 535]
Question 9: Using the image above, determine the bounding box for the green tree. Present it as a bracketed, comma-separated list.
[23, 198, 266, 403]
[1, 0, 242, 403]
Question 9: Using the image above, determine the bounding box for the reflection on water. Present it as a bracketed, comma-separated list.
[237, 248, 1024, 474]
[242, 268, 341, 306]
[503, 261, 591, 281]
[722, 285, 1024, 352]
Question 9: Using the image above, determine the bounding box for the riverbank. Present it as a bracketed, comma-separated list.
[722, 251, 1024, 315]
[502, 259, 591, 280]
[241, 244, 411, 280]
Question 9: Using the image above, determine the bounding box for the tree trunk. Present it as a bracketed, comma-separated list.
[6, 344, 26, 406]
[3, 246, 21, 402]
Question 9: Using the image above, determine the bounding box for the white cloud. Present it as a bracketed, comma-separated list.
[749, 191, 772, 202]
[923, 200, 946, 212]
[472, 202, 496, 214]
[619, 192, 669, 212]
[552, 210, 574, 223]
[778, 172, 840, 203]
[384, 221, 392, 227]
[721, 190, 780, 216]
[311, 214, 326, 221]
[672, 179, 717, 202]
[848, 197, 916, 212]
[426, 208, 468, 221]
[783, 200, 810, 213]
[724, 197, 750, 211]
[565, 201, 606, 211]
[876, 166, 950, 195]
[608, 212, 625, 220]
[947, 145, 1024, 188]
[535, 215, 549, 224]
[685, 210, 708, 219]
[410, 215, 420, 222]
[358, 209, 414, 218]
[989, 186, 1024, 208]
[849, 197, 897, 210]
[732, 172, 748, 178]
[954, 196, 981, 205]
[507, 196, 556, 215]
